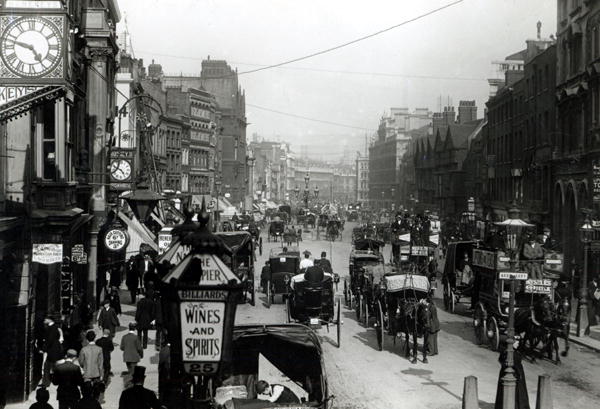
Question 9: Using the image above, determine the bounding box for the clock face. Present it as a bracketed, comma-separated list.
[0, 16, 63, 78]
[110, 159, 132, 181]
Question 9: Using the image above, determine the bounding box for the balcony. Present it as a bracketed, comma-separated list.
[32, 180, 79, 211]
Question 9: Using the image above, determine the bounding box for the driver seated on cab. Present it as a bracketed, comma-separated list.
[290, 265, 332, 289]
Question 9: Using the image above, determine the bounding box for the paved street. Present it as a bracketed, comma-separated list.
[237, 223, 600, 409]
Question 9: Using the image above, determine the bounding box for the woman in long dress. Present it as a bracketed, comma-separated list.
[495, 339, 530, 409]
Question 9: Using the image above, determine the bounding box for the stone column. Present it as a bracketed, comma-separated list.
[86, 47, 115, 309]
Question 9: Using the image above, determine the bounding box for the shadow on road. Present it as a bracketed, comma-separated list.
[400, 367, 462, 401]
[440, 320, 478, 345]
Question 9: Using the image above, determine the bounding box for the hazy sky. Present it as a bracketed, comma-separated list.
[117, 0, 556, 157]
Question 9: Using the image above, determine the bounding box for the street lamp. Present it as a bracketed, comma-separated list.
[294, 186, 300, 199]
[215, 179, 222, 231]
[314, 186, 319, 199]
[495, 202, 533, 409]
[391, 188, 395, 211]
[577, 213, 593, 337]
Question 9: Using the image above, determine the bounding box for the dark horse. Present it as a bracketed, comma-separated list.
[392, 298, 431, 364]
[514, 295, 570, 364]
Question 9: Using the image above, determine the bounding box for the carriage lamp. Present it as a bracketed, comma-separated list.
[314, 186, 319, 198]
[577, 213, 593, 337]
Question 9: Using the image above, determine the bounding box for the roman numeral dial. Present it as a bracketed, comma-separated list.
[0, 16, 63, 78]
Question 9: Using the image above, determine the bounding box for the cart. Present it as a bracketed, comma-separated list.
[215, 231, 256, 306]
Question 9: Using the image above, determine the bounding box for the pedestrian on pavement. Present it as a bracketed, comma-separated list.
[588, 275, 600, 332]
[97, 300, 119, 339]
[94, 329, 114, 385]
[65, 297, 84, 353]
[74, 382, 102, 409]
[78, 331, 103, 385]
[52, 349, 83, 409]
[120, 322, 143, 378]
[136, 253, 155, 293]
[108, 287, 122, 316]
[426, 296, 440, 356]
[118, 366, 165, 409]
[109, 262, 123, 289]
[260, 260, 270, 293]
[300, 250, 313, 269]
[126, 256, 139, 304]
[29, 388, 53, 409]
[495, 339, 530, 409]
[40, 316, 64, 388]
[135, 289, 156, 349]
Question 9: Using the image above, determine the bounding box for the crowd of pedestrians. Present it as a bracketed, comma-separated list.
[31, 248, 165, 409]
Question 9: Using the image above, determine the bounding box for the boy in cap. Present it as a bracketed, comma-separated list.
[95, 329, 114, 384]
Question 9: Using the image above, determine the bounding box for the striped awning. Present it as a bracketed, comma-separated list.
[0, 86, 65, 123]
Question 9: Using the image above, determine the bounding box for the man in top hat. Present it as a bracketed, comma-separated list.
[52, 349, 83, 409]
[118, 366, 165, 409]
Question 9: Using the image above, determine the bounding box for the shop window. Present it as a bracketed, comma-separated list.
[42, 103, 56, 180]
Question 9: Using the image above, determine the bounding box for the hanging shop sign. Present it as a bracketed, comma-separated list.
[104, 228, 129, 252]
[32, 243, 63, 264]
[593, 160, 600, 202]
[60, 257, 72, 312]
[525, 279, 552, 295]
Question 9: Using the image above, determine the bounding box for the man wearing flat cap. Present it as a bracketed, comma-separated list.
[52, 349, 83, 409]
[118, 366, 165, 409]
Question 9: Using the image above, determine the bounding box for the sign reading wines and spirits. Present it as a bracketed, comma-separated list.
[32, 243, 62, 264]
[180, 301, 225, 363]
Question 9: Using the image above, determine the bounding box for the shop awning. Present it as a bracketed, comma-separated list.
[0, 85, 66, 123]
[118, 212, 158, 256]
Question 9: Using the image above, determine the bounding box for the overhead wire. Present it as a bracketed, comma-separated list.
[233, 0, 464, 76]
[246, 103, 375, 131]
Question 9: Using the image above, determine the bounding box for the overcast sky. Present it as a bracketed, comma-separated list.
[117, 0, 556, 158]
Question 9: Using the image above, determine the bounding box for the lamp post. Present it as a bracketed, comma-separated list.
[495, 202, 533, 409]
[577, 213, 593, 337]
[391, 188, 395, 211]
[215, 179, 222, 232]
[381, 191, 385, 211]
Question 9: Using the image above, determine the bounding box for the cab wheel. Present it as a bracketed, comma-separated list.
[487, 316, 500, 351]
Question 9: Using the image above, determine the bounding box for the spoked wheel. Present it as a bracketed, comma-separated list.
[376, 300, 385, 351]
[487, 316, 500, 351]
[356, 294, 362, 321]
[336, 299, 341, 348]
[266, 282, 272, 308]
[473, 304, 486, 345]
[450, 288, 456, 313]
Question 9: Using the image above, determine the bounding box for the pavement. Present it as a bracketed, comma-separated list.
[7, 293, 160, 409]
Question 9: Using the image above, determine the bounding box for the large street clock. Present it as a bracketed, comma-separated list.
[0, 14, 65, 80]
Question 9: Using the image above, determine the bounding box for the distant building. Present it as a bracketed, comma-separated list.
[356, 154, 369, 206]
[369, 108, 432, 210]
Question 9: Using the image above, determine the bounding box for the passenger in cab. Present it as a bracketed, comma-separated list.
[256, 380, 300, 404]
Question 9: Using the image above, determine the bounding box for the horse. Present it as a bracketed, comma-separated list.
[393, 298, 431, 364]
[514, 295, 569, 364]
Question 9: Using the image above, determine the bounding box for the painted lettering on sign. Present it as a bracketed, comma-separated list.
[179, 290, 228, 301]
[0, 86, 43, 106]
[32, 243, 63, 264]
[180, 301, 225, 362]
[473, 249, 495, 269]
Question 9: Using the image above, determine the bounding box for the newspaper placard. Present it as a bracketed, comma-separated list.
[525, 279, 552, 294]
[32, 243, 63, 264]
[180, 301, 225, 363]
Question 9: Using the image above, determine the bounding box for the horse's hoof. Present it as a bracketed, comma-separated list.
[423, 358, 428, 364]
[411, 358, 417, 364]
[561, 351, 568, 357]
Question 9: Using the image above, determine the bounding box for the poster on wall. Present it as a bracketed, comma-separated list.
[593, 160, 600, 203]
[32, 243, 63, 264]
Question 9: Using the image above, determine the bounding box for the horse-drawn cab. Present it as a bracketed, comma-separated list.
[286, 267, 342, 348]
[326, 219, 342, 241]
[268, 216, 285, 242]
[470, 245, 568, 360]
[215, 231, 256, 306]
[345, 238, 384, 310]
[278, 205, 291, 223]
[375, 274, 432, 361]
[442, 240, 481, 313]
[266, 247, 300, 307]
[216, 324, 331, 408]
